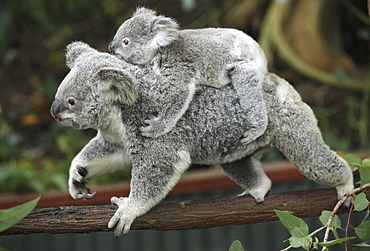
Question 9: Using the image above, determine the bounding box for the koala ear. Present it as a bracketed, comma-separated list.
[150, 15, 179, 48]
[96, 68, 138, 105]
[133, 7, 157, 17]
[66, 41, 96, 69]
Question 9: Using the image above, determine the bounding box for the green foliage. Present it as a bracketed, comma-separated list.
[229, 240, 245, 251]
[0, 196, 40, 232]
[344, 154, 370, 185]
[274, 210, 311, 250]
[275, 153, 370, 250]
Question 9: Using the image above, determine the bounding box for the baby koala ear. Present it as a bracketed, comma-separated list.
[133, 6, 157, 17]
[66, 41, 96, 69]
[150, 15, 179, 48]
[96, 67, 139, 105]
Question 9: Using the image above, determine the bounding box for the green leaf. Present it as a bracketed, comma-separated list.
[0, 196, 40, 232]
[354, 192, 369, 211]
[359, 166, 370, 186]
[345, 154, 362, 171]
[0, 247, 10, 251]
[355, 221, 370, 239]
[274, 210, 309, 237]
[363, 158, 370, 167]
[289, 236, 312, 250]
[318, 237, 356, 247]
[352, 242, 370, 247]
[229, 240, 245, 251]
[319, 210, 341, 229]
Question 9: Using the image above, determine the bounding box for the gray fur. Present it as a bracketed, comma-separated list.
[51, 42, 353, 237]
[109, 7, 268, 144]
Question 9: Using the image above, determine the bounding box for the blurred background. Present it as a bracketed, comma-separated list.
[0, 0, 368, 195]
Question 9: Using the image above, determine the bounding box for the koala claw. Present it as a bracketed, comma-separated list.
[71, 179, 96, 200]
[108, 197, 135, 237]
[77, 165, 88, 177]
[75, 191, 96, 200]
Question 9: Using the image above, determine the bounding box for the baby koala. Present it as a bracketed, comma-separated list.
[109, 7, 268, 144]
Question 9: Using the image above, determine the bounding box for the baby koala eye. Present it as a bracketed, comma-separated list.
[122, 38, 130, 46]
[67, 98, 76, 106]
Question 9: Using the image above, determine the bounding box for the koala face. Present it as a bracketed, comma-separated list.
[109, 16, 156, 65]
[51, 66, 101, 130]
[109, 7, 179, 65]
[51, 42, 139, 130]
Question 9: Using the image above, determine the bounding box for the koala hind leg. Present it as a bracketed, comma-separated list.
[230, 66, 269, 145]
[272, 89, 354, 203]
[221, 155, 271, 203]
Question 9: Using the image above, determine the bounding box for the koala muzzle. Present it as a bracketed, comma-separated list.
[108, 40, 116, 54]
[50, 99, 61, 120]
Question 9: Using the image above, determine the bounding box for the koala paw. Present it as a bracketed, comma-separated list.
[240, 126, 264, 145]
[108, 197, 136, 237]
[68, 164, 96, 200]
[336, 178, 354, 208]
[140, 117, 171, 138]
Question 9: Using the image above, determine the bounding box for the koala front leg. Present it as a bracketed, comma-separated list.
[140, 74, 197, 138]
[69, 131, 131, 199]
[108, 149, 191, 236]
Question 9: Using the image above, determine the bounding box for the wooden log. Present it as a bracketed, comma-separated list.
[1, 188, 350, 235]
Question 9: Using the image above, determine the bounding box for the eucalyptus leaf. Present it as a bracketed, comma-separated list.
[359, 166, 370, 186]
[352, 242, 370, 247]
[0, 196, 40, 232]
[355, 221, 370, 239]
[363, 158, 370, 167]
[289, 236, 311, 250]
[318, 237, 356, 247]
[354, 192, 369, 211]
[229, 240, 245, 251]
[319, 210, 341, 229]
[274, 210, 309, 237]
[344, 154, 362, 171]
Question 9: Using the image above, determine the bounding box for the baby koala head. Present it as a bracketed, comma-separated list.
[109, 7, 179, 65]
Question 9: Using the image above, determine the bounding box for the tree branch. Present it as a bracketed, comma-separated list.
[1, 188, 351, 235]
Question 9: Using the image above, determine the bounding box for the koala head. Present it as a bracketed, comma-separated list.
[109, 7, 179, 65]
[51, 41, 139, 130]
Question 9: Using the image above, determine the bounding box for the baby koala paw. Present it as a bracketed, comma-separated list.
[140, 117, 172, 138]
[240, 128, 260, 145]
[108, 197, 137, 237]
[68, 164, 96, 200]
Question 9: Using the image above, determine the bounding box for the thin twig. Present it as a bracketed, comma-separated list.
[322, 183, 370, 251]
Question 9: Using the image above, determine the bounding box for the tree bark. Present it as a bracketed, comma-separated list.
[1, 188, 352, 235]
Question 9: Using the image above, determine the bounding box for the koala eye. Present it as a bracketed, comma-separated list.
[67, 98, 76, 106]
[122, 38, 130, 46]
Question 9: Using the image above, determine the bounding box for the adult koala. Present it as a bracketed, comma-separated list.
[51, 42, 353, 237]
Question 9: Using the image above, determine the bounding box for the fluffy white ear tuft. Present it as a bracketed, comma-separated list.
[133, 6, 157, 17]
[95, 67, 139, 105]
[150, 16, 179, 48]
[66, 41, 96, 69]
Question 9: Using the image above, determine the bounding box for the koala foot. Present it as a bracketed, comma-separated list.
[140, 117, 172, 138]
[108, 197, 137, 237]
[68, 164, 96, 200]
[335, 178, 354, 208]
[238, 188, 270, 204]
[237, 176, 272, 204]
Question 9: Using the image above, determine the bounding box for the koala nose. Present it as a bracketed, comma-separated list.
[109, 40, 116, 54]
[50, 99, 61, 120]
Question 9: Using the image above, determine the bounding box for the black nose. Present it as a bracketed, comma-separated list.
[109, 40, 116, 54]
[50, 99, 60, 120]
